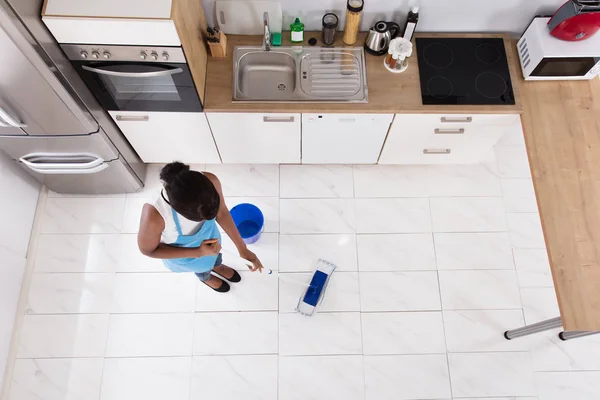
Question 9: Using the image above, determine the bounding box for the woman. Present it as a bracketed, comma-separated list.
[138, 162, 263, 293]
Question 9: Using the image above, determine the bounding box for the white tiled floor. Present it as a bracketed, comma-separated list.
[6, 141, 600, 400]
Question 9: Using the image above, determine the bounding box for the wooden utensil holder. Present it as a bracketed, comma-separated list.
[208, 32, 227, 58]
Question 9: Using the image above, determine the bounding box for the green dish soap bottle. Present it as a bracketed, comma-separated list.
[290, 17, 304, 43]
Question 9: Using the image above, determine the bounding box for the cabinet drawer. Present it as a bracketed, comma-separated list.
[395, 113, 519, 127]
[399, 123, 509, 146]
[386, 143, 492, 164]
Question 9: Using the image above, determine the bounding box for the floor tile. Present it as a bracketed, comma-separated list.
[34, 234, 163, 273]
[438, 270, 521, 310]
[280, 165, 354, 198]
[17, 314, 109, 358]
[430, 197, 507, 232]
[106, 314, 194, 357]
[514, 249, 554, 288]
[353, 165, 429, 197]
[195, 271, 278, 312]
[359, 271, 441, 312]
[278, 234, 357, 272]
[355, 198, 431, 233]
[364, 354, 451, 400]
[495, 146, 532, 178]
[220, 232, 279, 272]
[100, 357, 191, 400]
[111, 273, 196, 313]
[279, 272, 360, 313]
[126, 163, 164, 198]
[362, 312, 446, 355]
[40, 197, 125, 234]
[26, 273, 115, 314]
[428, 164, 502, 197]
[535, 371, 600, 400]
[121, 197, 149, 234]
[501, 178, 539, 213]
[448, 352, 536, 397]
[279, 312, 362, 355]
[529, 331, 600, 372]
[520, 287, 560, 325]
[507, 213, 546, 248]
[205, 164, 279, 197]
[8, 358, 104, 400]
[227, 197, 279, 233]
[194, 312, 278, 355]
[434, 232, 514, 270]
[357, 234, 436, 271]
[191, 355, 277, 400]
[443, 310, 529, 352]
[454, 398, 537, 400]
[279, 355, 365, 400]
[280, 199, 355, 234]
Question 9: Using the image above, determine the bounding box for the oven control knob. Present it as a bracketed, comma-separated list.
[150, 52, 158, 61]
[79, 50, 88, 59]
[102, 52, 111, 59]
[139, 51, 148, 60]
[162, 52, 169, 61]
[91, 51, 100, 59]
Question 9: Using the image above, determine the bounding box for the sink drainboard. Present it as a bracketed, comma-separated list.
[300, 50, 362, 97]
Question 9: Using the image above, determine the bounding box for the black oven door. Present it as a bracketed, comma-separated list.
[72, 61, 202, 112]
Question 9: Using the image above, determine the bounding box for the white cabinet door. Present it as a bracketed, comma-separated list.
[380, 114, 519, 165]
[206, 113, 301, 163]
[302, 114, 393, 164]
[109, 111, 221, 164]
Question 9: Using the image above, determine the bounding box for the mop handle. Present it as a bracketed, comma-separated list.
[221, 248, 273, 274]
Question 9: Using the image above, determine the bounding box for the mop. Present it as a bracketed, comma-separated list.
[222, 250, 336, 316]
[295, 259, 337, 316]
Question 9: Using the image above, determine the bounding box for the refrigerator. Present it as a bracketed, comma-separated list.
[0, 0, 145, 194]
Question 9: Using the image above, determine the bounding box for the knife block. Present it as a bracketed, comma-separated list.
[208, 32, 227, 58]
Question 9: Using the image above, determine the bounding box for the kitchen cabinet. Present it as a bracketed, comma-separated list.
[109, 111, 221, 164]
[379, 114, 520, 164]
[302, 114, 394, 164]
[206, 113, 301, 163]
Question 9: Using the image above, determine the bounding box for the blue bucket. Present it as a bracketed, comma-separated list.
[230, 203, 264, 244]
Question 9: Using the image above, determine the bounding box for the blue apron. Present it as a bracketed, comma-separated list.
[163, 208, 222, 273]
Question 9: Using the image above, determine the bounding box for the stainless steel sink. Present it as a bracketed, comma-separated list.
[233, 46, 368, 103]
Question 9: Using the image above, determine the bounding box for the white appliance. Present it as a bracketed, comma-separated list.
[518, 17, 600, 80]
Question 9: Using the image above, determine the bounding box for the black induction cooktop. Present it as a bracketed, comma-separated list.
[415, 38, 516, 106]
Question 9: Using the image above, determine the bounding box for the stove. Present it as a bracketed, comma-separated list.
[416, 38, 516, 105]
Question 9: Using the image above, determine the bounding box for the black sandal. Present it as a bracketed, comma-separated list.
[213, 268, 242, 283]
[202, 278, 230, 293]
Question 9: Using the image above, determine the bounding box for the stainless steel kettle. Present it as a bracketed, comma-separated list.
[364, 20, 400, 55]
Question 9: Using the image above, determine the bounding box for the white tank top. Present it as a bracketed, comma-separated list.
[151, 190, 205, 244]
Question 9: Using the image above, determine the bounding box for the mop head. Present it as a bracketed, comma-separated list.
[296, 259, 337, 316]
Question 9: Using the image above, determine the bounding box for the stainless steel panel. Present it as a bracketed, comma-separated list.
[62, 44, 187, 63]
[0, 132, 119, 161]
[0, 4, 98, 135]
[20, 155, 143, 194]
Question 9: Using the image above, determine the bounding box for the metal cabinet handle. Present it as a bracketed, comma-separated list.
[116, 115, 149, 122]
[263, 116, 295, 123]
[441, 116, 472, 123]
[82, 65, 183, 78]
[434, 128, 465, 134]
[423, 149, 451, 154]
[0, 106, 27, 128]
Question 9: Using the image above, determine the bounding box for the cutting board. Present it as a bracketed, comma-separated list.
[215, 0, 283, 34]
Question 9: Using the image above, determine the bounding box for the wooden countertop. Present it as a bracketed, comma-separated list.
[203, 33, 523, 114]
[521, 75, 600, 331]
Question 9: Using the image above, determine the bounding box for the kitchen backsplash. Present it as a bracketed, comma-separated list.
[204, 0, 565, 34]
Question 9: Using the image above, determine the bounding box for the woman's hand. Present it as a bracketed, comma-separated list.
[196, 238, 221, 257]
[239, 248, 264, 273]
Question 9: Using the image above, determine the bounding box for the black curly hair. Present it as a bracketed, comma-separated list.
[160, 162, 220, 221]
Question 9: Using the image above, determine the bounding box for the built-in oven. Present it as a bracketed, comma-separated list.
[62, 45, 202, 112]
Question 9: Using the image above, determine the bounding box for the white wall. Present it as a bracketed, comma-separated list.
[0, 151, 40, 391]
[205, 0, 565, 35]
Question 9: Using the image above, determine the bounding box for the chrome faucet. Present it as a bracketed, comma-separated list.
[263, 12, 271, 51]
